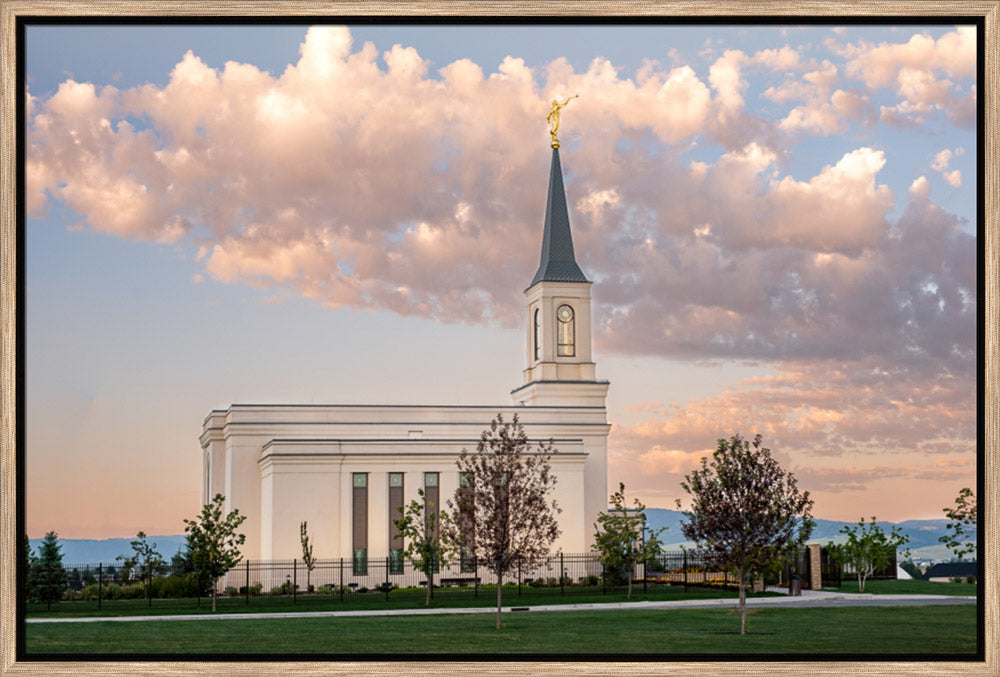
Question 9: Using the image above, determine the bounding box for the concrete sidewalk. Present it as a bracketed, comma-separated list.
[26, 589, 976, 624]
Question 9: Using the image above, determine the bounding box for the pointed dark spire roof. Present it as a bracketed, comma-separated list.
[528, 148, 589, 289]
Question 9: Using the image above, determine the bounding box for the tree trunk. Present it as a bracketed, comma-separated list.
[738, 570, 747, 635]
[627, 567, 633, 600]
[212, 585, 217, 612]
[858, 572, 864, 593]
[425, 568, 432, 607]
[496, 573, 503, 629]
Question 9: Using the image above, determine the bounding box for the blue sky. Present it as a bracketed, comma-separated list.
[24, 22, 978, 537]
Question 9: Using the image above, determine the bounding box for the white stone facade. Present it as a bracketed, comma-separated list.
[200, 148, 610, 562]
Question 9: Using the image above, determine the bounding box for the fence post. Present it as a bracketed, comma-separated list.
[560, 552, 565, 597]
[517, 561, 521, 598]
[385, 557, 390, 602]
[245, 560, 250, 607]
[474, 558, 479, 599]
[339, 557, 344, 603]
[148, 567, 152, 608]
[97, 563, 102, 610]
[602, 561, 606, 595]
[293, 559, 297, 604]
[683, 550, 688, 593]
[643, 556, 648, 595]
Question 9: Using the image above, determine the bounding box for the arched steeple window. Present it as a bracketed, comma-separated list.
[556, 304, 575, 357]
[534, 308, 542, 361]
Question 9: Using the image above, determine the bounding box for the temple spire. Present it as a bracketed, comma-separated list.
[527, 147, 589, 289]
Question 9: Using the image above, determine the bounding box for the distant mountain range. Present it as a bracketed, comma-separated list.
[29, 511, 972, 565]
[27, 535, 189, 566]
[642, 509, 966, 562]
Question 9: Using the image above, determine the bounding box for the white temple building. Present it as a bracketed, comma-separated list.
[200, 147, 610, 568]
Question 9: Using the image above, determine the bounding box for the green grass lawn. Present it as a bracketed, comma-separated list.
[824, 579, 978, 596]
[27, 584, 773, 618]
[24, 604, 977, 656]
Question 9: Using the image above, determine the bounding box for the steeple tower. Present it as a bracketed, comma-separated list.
[512, 147, 609, 407]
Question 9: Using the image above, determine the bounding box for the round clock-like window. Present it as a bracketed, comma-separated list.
[556, 304, 575, 356]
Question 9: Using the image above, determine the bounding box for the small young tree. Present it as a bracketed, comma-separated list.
[678, 433, 814, 635]
[446, 414, 561, 629]
[592, 482, 666, 599]
[830, 517, 909, 592]
[33, 531, 68, 610]
[116, 531, 166, 601]
[940, 487, 977, 561]
[300, 521, 316, 592]
[393, 488, 455, 606]
[183, 493, 247, 612]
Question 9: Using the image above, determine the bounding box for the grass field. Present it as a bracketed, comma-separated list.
[26, 584, 775, 618]
[24, 604, 977, 656]
[825, 579, 978, 596]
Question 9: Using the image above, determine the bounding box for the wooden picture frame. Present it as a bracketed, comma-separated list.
[2, 2, 996, 675]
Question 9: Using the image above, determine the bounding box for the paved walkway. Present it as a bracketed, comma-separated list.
[27, 588, 976, 624]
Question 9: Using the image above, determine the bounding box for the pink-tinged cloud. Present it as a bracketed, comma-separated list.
[835, 26, 976, 127]
[27, 26, 975, 365]
[608, 357, 975, 518]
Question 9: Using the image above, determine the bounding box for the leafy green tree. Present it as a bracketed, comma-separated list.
[300, 521, 316, 591]
[829, 517, 909, 592]
[23, 535, 37, 603]
[394, 488, 455, 606]
[899, 559, 923, 580]
[678, 433, 814, 635]
[592, 483, 666, 599]
[116, 531, 167, 601]
[940, 487, 976, 561]
[183, 493, 247, 612]
[33, 531, 68, 609]
[446, 414, 561, 629]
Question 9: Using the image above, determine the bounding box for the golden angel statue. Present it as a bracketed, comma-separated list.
[546, 94, 578, 148]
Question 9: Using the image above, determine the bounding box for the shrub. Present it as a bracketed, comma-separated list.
[224, 586, 239, 597]
[238, 583, 262, 595]
[357, 586, 369, 593]
[270, 580, 298, 595]
[528, 577, 544, 588]
[966, 575, 976, 584]
[579, 575, 599, 586]
[80, 584, 101, 601]
[546, 577, 559, 587]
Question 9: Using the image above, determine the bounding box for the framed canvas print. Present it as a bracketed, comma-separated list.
[1, 1, 995, 675]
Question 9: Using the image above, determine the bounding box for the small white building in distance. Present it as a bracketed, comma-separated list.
[200, 147, 610, 568]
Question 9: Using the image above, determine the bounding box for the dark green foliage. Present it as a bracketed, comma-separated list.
[300, 521, 316, 591]
[678, 433, 814, 635]
[23, 535, 37, 603]
[899, 559, 923, 580]
[393, 488, 455, 606]
[116, 532, 167, 601]
[592, 482, 666, 599]
[940, 488, 976, 561]
[33, 531, 68, 609]
[828, 517, 909, 592]
[183, 493, 247, 612]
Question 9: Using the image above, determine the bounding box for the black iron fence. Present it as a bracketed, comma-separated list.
[26, 551, 750, 612]
[26, 547, 898, 612]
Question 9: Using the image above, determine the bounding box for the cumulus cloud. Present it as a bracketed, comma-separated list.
[837, 26, 976, 126]
[931, 147, 964, 188]
[609, 355, 975, 513]
[26, 26, 977, 521]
